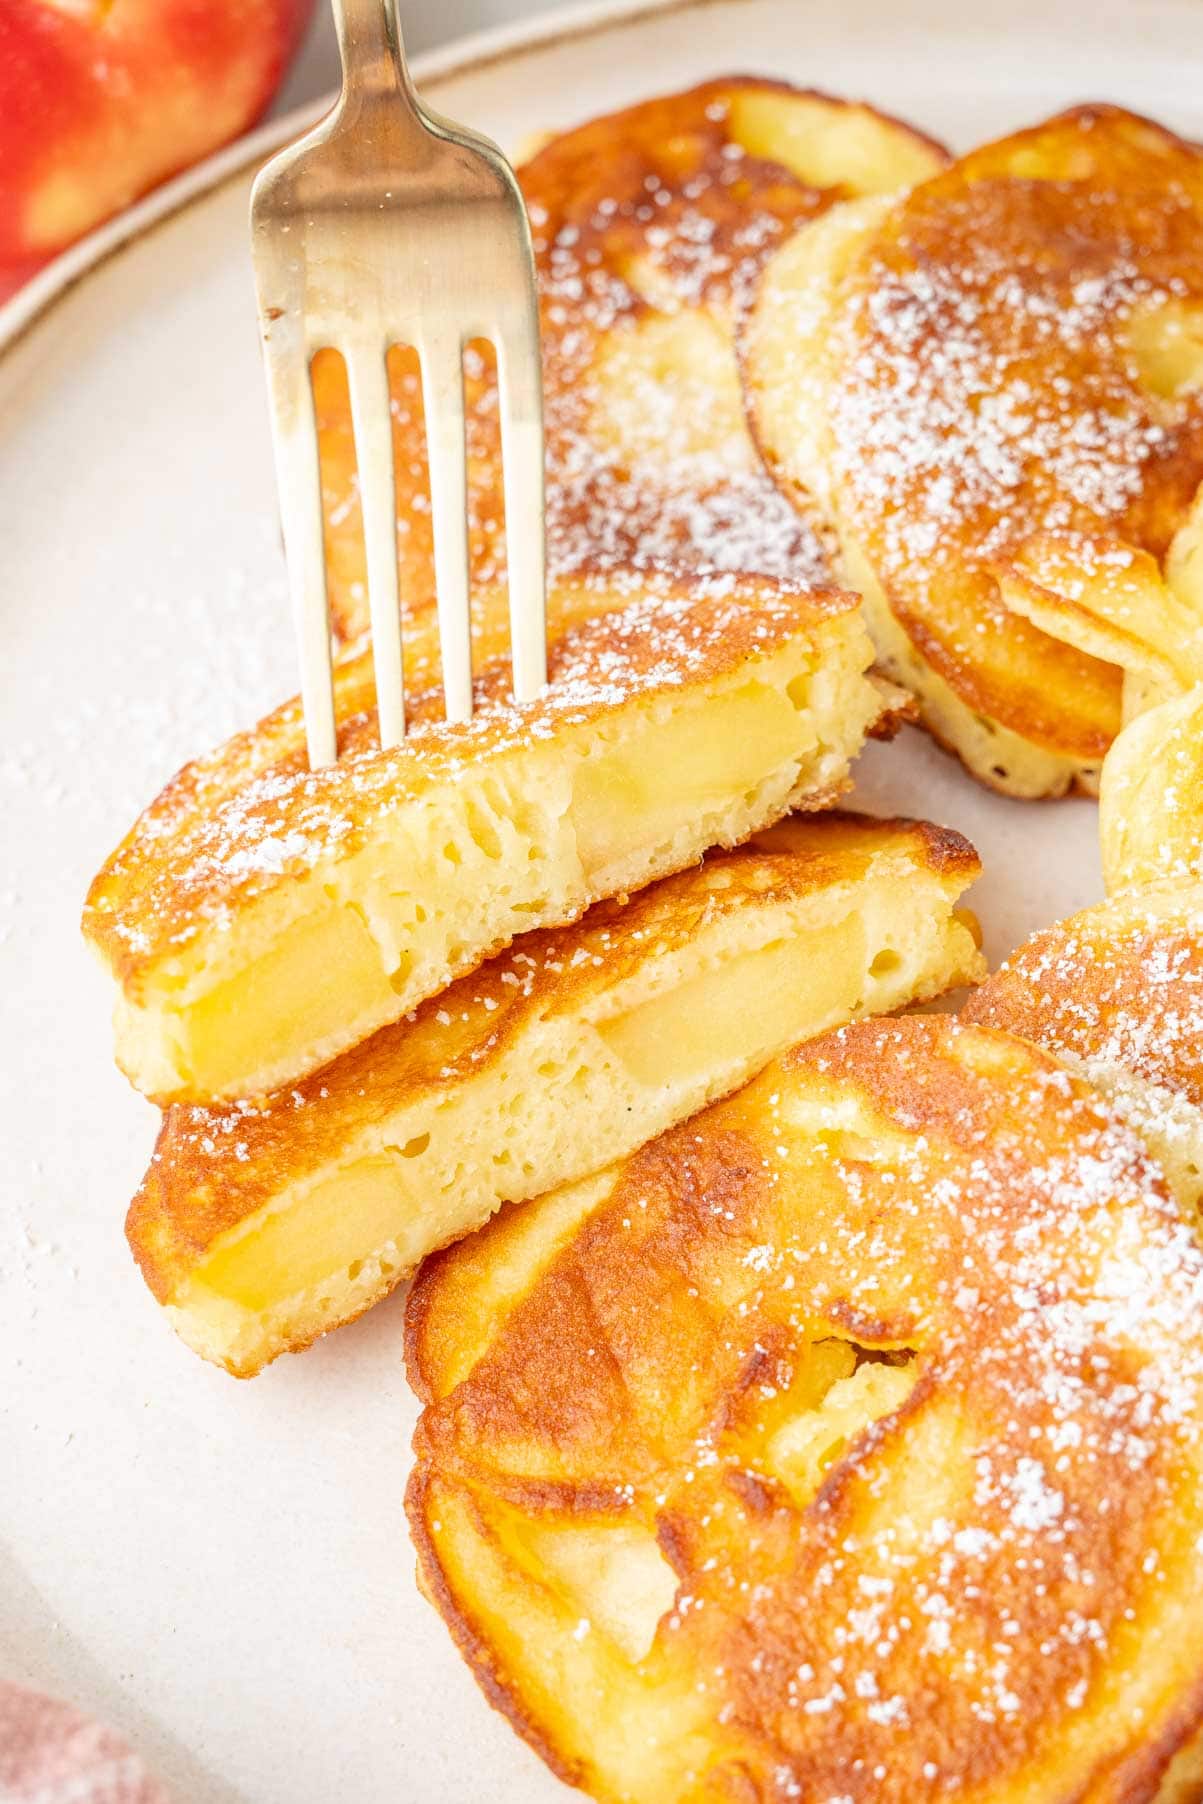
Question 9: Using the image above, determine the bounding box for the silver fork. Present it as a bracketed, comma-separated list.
[250, 0, 547, 766]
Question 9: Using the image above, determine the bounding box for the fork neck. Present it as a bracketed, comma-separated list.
[330, 0, 418, 103]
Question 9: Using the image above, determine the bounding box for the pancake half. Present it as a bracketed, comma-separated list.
[83, 573, 892, 1104]
[128, 813, 983, 1377]
[407, 1015, 1203, 1803]
[964, 886, 1203, 1226]
[744, 105, 1203, 796]
[314, 78, 948, 647]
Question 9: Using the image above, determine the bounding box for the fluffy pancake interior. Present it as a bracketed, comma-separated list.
[88, 584, 887, 1104]
[133, 815, 982, 1376]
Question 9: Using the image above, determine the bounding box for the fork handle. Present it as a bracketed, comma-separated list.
[330, 0, 420, 107]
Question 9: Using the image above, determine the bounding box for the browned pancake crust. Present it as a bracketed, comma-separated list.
[829, 105, 1203, 757]
[129, 812, 978, 1305]
[408, 1015, 1203, 1801]
[315, 79, 948, 644]
[83, 572, 853, 988]
[963, 887, 1203, 1109]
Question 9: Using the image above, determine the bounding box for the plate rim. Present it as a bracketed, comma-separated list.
[1, 7, 1192, 1798]
[0, 0, 717, 360]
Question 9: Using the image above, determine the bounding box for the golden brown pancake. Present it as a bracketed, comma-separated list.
[988, 527, 1203, 720]
[745, 105, 1203, 796]
[1100, 683, 1203, 895]
[407, 1012, 1203, 1803]
[964, 885, 1203, 1225]
[126, 812, 983, 1377]
[82, 572, 894, 1104]
[313, 78, 949, 649]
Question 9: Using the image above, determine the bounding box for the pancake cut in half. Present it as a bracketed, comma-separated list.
[407, 1014, 1203, 1804]
[127, 812, 981, 1377]
[744, 105, 1203, 796]
[84, 572, 893, 1104]
[964, 885, 1203, 1226]
[314, 77, 948, 647]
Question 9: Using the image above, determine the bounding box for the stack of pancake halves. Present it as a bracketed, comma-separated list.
[84, 78, 1203, 1804]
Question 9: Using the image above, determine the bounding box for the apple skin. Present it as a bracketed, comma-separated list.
[0, 0, 315, 300]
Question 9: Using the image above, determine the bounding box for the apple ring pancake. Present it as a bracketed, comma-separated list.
[313, 78, 948, 650]
[408, 1013, 1203, 1803]
[745, 105, 1203, 796]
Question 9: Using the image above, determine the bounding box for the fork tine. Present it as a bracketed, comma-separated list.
[346, 342, 405, 747]
[420, 331, 473, 724]
[496, 324, 548, 704]
[261, 345, 338, 767]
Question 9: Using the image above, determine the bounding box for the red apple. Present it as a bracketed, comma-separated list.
[0, 0, 315, 300]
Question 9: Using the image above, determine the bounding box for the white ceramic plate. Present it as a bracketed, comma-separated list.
[3, 3, 1202, 1799]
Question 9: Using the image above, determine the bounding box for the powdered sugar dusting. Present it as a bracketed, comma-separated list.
[87, 574, 841, 963]
[825, 112, 1203, 650]
[966, 895, 1203, 1110]
[529, 93, 832, 588]
[416, 1012, 1203, 1794]
[835, 253, 1174, 577]
[319, 81, 842, 643]
[963, 890, 1203, 1232]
